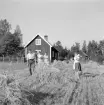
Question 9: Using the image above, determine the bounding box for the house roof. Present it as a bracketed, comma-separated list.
[79, 51, 88, 57]
[25, 34, 53, 48]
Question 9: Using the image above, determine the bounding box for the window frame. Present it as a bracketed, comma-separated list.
[35, 39, 41, 45]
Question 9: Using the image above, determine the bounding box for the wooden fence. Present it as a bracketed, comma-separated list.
[0, 56, 26, 63]
[0, 56, 49, 65]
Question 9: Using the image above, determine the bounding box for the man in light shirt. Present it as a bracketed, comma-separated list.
[26, 50, 35, 75]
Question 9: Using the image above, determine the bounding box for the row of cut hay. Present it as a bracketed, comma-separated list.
[0, 73, 31, 105]
[22, 61, 74, 85]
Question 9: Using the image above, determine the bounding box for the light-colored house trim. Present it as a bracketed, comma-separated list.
[25, 47, 27, 57]
[50, 46, 51, 62]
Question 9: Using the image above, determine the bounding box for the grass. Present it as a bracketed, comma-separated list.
[0, 62, 27, 70]
[0, 62, 28, 76]
[0, 61, 104, 105]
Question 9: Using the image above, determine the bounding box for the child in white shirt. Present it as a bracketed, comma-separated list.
[73, 53, 82, 81]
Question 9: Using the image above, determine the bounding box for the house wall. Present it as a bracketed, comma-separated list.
[51, 47, 59, 62]
[25, 35, 51, 62]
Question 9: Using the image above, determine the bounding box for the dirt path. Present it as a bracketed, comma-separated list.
[66, 74, 101, 105]
[68, 81, 80, 104]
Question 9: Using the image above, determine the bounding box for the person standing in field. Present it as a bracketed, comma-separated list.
[44, 53, 49, 65]
[37, 51, 42, 64]
[26, 50, 35, 75]
[73, 53, 82, 81]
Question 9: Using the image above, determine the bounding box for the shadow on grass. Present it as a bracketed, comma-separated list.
[23, 90, 53, 105]
[0, 62, 27, 71]
[68, 82, 80, 104]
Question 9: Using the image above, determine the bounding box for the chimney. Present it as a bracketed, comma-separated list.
[44, 35, 48, 41]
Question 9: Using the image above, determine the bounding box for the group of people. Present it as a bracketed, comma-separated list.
[26, 50, 82, 81]
[26, 50, 49, 75]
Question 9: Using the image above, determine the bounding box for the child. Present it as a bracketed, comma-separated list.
[73, 53, 82, 81]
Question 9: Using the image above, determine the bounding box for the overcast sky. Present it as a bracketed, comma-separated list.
[0, 0, 104, 48]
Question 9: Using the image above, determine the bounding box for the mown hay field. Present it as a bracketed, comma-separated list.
[0, 61, 104, 105]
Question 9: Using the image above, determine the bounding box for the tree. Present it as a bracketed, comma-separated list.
[0, 32, 21, 56]
[87, 40, 101, 61]
[99, 40, 104, 55]
[71, 42, 80, 54]
[0, 19, 24, 57]
[0, 19, 11, 36]
[53, 41, 69, 60]
[53, 41, 63, 52]
[87, 41, 92, 57]
[91, 40, 98, 57]
[60, 47, 68, 59]
[0, 19, 11, 55]
[67, 49, 73, 59]
[82, 40, 87, 54]
[14, 25, 23, 46]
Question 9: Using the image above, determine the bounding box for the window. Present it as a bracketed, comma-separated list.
[35, 39, 41, 45]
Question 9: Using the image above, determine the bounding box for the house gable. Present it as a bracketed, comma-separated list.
[25, 34, 52, 48]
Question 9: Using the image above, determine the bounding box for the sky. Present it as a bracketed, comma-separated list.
[0, 0, 104, 49]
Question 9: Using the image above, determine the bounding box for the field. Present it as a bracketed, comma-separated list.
[0, 61, 104, 105]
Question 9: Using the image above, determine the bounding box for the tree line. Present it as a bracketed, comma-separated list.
[53, 39, 104, 64]
[0, 19, 104, 63]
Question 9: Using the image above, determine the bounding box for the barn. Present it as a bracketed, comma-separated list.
[25, 35, 59, 63]
[79, 51, 89, 61]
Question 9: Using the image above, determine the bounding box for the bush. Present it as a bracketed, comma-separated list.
[96, 55, 104, 64]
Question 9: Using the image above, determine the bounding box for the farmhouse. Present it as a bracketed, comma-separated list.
[25, 35, 59, 62]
